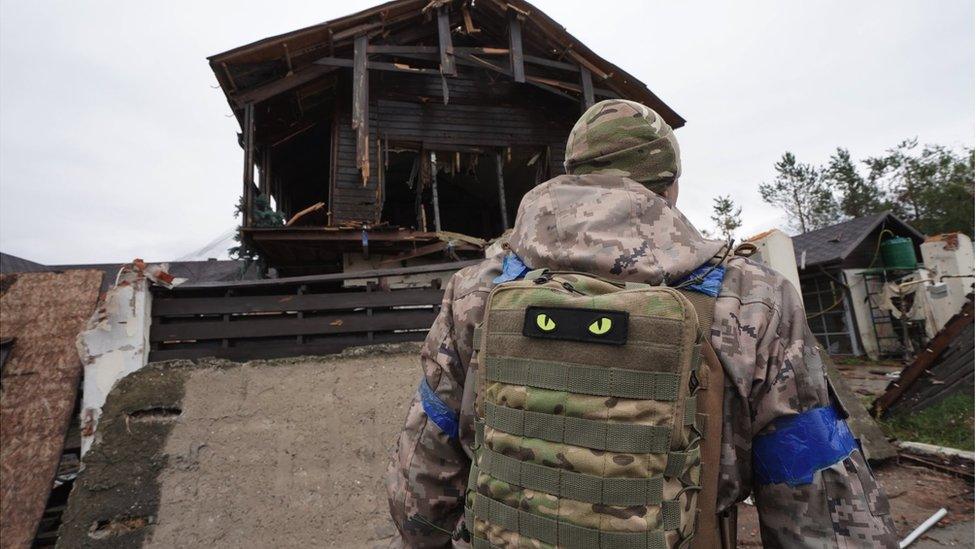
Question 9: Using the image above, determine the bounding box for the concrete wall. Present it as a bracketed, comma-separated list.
[60, 345, 421, 548]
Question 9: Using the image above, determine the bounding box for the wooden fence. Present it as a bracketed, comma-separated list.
[148, 261, 478, 362]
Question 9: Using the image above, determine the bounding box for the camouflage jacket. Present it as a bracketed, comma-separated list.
[386, 174, 896, 548]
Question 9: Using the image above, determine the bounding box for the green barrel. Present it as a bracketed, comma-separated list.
[880, 237, 917, 269]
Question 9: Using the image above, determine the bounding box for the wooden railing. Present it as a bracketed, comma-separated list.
[148, 261, 478, 362]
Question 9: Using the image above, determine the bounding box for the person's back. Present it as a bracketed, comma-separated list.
[386, 100, 896, 548]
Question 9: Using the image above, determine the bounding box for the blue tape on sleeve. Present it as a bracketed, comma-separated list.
[673, 264, 726, 297]
[753, 406, 858, 486]
[492, 252, 531, 284]
[419, 377, 459, 439]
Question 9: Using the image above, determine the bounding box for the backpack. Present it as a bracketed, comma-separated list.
[464, 269, 729, 549]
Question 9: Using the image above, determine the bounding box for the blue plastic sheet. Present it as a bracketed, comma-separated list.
[419, 377, 459, 439]
[492, 252, 531, 284]
[753, 406, 858, 486]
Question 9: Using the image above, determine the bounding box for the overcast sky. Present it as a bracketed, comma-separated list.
[1, 0, 973, 264]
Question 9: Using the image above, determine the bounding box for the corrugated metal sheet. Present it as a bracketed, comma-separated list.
[0, 270, 103, 549]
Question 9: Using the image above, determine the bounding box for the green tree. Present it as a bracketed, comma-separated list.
[823, 147, 886, 218]
[710, 194, 742, 241]
[759, 152, 839, 234]
[866, 140, 974, 237]
[229, 194, 285, 276]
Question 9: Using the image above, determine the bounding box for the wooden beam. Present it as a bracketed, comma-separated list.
[523, 54, 578, 72]
[429, 151, 442, 232]
[352, 34, 370, 185]
[507, 10, 525, 83]
[495, 153, 509, 230]
[367, 45, 438, 54]
[461, 3, 480, 34]
[315, 57, 441, 76]
[455, 52, 577, 102]
[580, 66, 595, 110]
[259, 147, 271, 196]
[565, 48, 609, 80]
[437, 6, 456, 76]
[242, 103, 255, 227]
[231, 65, 336, 106]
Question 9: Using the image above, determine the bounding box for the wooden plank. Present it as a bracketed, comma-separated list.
[522, 54, 578, 72]
[507, 10, 525, 83]
[150, 309, 438, 342]
[171, 259, 480, 290]
[368, 45, 438, 54]
[242, 103, 255, 227]
[153, 288, 443, 316]
[437, 7, 456, 76]
[352, 34, 370, 185]
[230, 65, 336, 106]
[496, 153, 509, 229]
[148, 332, 424, 362]
[315, 57, 441, 75]
[580, 66, 595, 110]
[872, 300, 974, 417]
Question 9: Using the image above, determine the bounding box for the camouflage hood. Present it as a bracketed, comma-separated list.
[507, 173, 725, 285]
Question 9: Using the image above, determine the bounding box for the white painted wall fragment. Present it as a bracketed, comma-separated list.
[76, 261, 184, 455]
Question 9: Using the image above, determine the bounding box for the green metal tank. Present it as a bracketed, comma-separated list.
[880, 236, 917, 270]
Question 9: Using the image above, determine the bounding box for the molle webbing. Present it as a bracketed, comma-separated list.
[475, 447, 665, 506]
[485, 356, 682, 401]
[485, 402, 671, 454]
[467, 493, 676, 549]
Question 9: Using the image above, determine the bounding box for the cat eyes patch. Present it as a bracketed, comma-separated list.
[522, 306, 628, 345]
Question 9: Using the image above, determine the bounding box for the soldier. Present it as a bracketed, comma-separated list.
[386, 99, 897, 548]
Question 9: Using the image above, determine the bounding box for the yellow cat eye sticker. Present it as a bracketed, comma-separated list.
[535, 313, 556, 332]
[588, 317, 612, 335]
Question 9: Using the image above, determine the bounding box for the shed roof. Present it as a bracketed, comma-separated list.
[208, 0, 684, 128]
[0, 253, 47, 274]
[792, 212, 925, 270]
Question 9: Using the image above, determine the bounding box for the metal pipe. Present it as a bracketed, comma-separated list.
[899, 508, 946, 548]
[430, 152, 442, 232]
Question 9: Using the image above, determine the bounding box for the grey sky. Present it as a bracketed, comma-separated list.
[1, 0, 973, 264]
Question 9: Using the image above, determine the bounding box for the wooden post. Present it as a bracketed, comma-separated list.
[495, 153, 509, 230]
[430, 151, 442, 232]
[437, 7, 456, 76]
[508, 11, 525, 83]
[352, 34, 370, 186]
[259, 147, 271, 196]
[580, 66, 595, 110]
[242, 103, 255, 227]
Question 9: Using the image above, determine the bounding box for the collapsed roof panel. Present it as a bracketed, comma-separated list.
[0, 270, 103, 549]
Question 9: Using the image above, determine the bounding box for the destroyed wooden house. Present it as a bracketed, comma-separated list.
[210, 0, 682, 275]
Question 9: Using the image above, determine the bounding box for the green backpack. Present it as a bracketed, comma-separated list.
[464, 269, 717, 549]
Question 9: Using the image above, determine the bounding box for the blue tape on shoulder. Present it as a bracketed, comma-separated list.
[673, 264, 726, 297]
[419, 377, 459, 439]
[753, 406, 858, 486]
[492, 252, 531, 284]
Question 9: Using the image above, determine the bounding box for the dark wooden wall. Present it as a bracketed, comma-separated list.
[329, 71, 575, 225]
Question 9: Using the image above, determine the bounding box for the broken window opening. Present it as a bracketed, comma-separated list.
[379, 145, 548, 241]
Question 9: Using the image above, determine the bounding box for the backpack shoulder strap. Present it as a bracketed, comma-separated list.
[678, 289, 735, 549]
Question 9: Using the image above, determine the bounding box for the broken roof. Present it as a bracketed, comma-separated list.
[0, 270, 103, 549]
[792, 212, 925, 270]
[208, 0, 684, 128]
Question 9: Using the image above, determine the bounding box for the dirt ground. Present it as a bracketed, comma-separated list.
[61, 348, 973, 548]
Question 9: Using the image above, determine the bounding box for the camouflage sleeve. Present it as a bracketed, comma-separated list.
[717, 258, 897, 548]
[385, 271, 485, 548]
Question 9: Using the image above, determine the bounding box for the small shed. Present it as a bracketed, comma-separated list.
[792, 212, 925, 357]
[209, 0, 682, 275]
